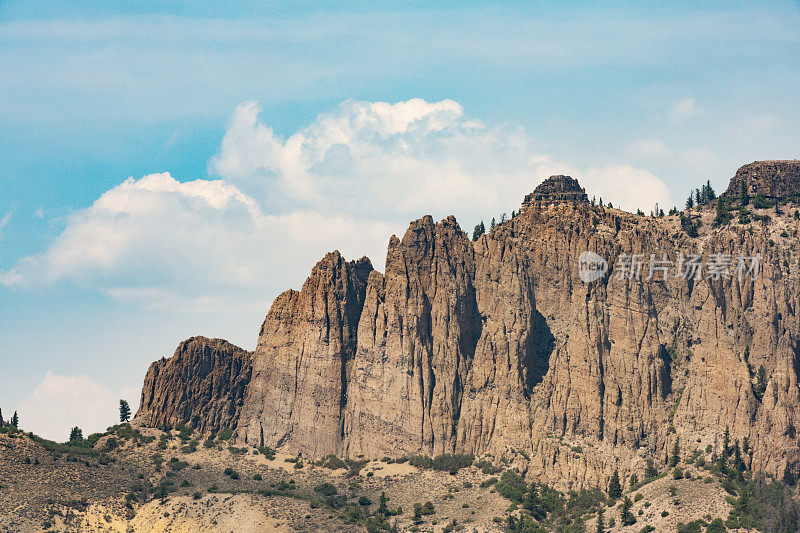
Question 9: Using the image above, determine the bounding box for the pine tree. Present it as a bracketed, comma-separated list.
[10, 411, 18, 428]
[119, 399, 131, 423]
[608, 469, 622, 499]
[378, 491, 389, 517]
[686, 194, 694, 209]
[596, 507, 605, 533]
[472, 221, 486, 241]
[645, 458, 658, 479]
[69, 426, 83, 442]
[490, 217, 496, 230]
[524, 483, 547, 520]
[755, 364, 767, 400]
[620, 496, 636, 526]
[741, 181, 750, 206]
[695, 188, 701, 205]
[733, 440, 745, 474]
[670, 438, 680, 467]
[720, 427, 731, 471]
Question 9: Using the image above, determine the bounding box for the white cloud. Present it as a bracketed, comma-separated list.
[669, 98, 703, 122]
[0, 172, 393, 305]
[18, 371, 139, 441]
[3, 99, 673, 308]
[211, 98, 672, 223]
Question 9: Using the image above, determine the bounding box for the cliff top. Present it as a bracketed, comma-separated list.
[723, 160, 800, 199]
[522, 175, 588, 209]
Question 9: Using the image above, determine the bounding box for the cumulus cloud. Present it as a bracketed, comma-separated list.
[211, 98, 672, 223]
[669, 98, 703, 122]
[19, 371, 139, 441]
[3, 99, 673, 307]
[1, 172, 393, 304]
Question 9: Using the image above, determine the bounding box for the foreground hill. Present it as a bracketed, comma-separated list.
[2, 420, 795, 532]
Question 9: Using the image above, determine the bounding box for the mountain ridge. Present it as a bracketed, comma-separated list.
[134, 160, 800, 492]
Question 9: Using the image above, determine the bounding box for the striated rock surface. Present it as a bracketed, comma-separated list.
[136, 164, 800, 490]
[134, 336, 252, 433]
[723, 160, 800, 199]
[236, 251, 373, 457]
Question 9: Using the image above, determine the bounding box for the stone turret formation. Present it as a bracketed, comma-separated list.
[136, 160, 800, 490]
[521, 174, 588, 209]
[723, 160, 800, 199]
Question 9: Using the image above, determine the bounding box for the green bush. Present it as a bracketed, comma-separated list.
[320, 454, 347, 469]
[409, 453, 474, 473]
[168, 458, 188, 471]
[474, 459, 502, 474]
[676, 520, 703, 533]
[496, 470, 527, 503]
[480, 477, 498, 488]
[258, 446, 276, 460]
[314, 482, 338, 497]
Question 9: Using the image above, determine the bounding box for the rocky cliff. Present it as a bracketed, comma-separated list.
[723, 160, 800, 199]
[135, 161, 800, 490]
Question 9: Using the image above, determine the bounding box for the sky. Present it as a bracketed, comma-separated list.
[1, 1, 799, 440]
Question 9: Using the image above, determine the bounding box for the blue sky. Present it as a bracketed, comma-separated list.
[1, 1, 799, 439]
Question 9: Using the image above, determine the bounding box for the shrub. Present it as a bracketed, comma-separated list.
[257, 446, 276, 460]
[496, 471, 527, 503]
[358, 496, 372, 506]
[320, 454, 347, 470]
[409, 453, 474, 473]
[314, 482, 338, 497]
[168, 458, 188, 471]
[480, 477, 498, 488]
[474, 459, 502, 474]
[253, 473, 262, 481]
[676, 520, 703, 533]
[217, 428, 234, 441]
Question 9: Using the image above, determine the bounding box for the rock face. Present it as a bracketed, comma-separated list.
[236, 252, 373, 457]
[136, 162, 800, 489]
[135, 337, 252, 433]
[723, 160, 800, 198]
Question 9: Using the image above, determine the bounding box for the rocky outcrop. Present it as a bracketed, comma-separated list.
[137, 163, 800, 490]
[134, 337, 252, 433]
[522, 175, 588, 209]
[723, 160, 800, 199]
